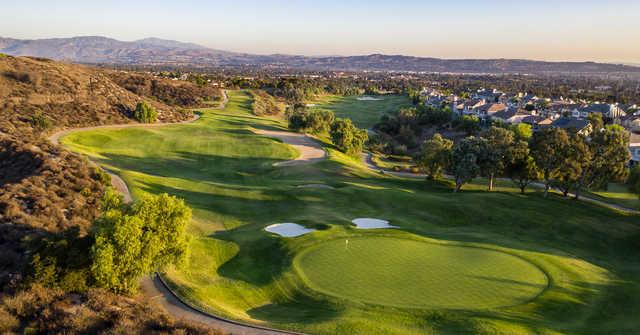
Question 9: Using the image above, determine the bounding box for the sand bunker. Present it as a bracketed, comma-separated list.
[306, 103, 317, 107]
[297, 184, 335, 189]
[357, 96, 383, 101]
[351, 218, 397, 229]
[265, 223, 316, 237]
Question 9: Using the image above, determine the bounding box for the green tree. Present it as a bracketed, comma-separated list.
[530, 128, 571, 197]
[481, 126, 515, 191]
[91, 193, 191, 294]
[134, 101, 158, 123]
[555, 134, 591, 197]
[287, 105, 335, 134]
[504, 140, 540, 194]
[627, 165, 640, 196]
[417, 134, 453, 179]
[330, 118, 368, 155]
[511, 123, 533, 141]
[452, 136, 489, 192]
[456, 115, 481, 135]
[573, 125, 631, 198]
[587, 113, 605, 132]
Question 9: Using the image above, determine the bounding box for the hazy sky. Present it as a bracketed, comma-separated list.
[2, 0, 639, 62]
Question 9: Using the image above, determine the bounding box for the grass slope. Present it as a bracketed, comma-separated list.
[62, 91, 640, 335]
[307, 95, 412, 128]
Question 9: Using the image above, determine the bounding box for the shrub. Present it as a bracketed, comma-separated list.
[249, 90, 283, 116]
[133, 101, 157, 123]
[92, 168, 111, 186]
[30, 113, 52, 130]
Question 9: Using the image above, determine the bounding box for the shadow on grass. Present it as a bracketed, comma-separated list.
[247, 292, 343, 324]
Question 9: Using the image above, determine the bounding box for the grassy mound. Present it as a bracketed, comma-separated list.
[295, 237, 548, 309]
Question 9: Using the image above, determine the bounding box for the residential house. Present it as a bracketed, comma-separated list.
[476, 103, 508, 119]
[574, 103, 626, 119]
[550, 117, 593, 136]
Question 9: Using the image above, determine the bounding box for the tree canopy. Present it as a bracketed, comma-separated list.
[91, 192, 191, 294]
[330, 118, 368, 155]
[134, 101, 158, 123]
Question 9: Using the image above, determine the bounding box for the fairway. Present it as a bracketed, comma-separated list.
[308, 94, 412, 128]
[60, 90, 640, 335]
[295, 237, 548, 309]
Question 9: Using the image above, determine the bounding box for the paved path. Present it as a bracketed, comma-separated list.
[253, 129, 326, 166]
[362, 152, 639, 215]
[140, 274, 304, 335]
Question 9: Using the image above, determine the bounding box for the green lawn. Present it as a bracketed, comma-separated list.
[62, 91, 640, 335]
[307, 94, 412, 129]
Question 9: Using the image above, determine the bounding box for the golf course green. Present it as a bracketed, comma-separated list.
[61, 90, 640, 335]
[295, 237, 548, 309]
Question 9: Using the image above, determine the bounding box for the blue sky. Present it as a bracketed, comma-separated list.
[2, 0, 639, 62]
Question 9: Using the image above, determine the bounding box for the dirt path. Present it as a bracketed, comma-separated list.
[253, 129, 326, 166]
[362, 152, 639, 215]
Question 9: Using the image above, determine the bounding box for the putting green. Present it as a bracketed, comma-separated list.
[294, 237, 549, 309]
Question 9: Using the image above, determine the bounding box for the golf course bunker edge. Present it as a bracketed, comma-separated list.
[294, 236, 549, 309]
[352, 218, 397, 229]
[265, 223, 316, 237]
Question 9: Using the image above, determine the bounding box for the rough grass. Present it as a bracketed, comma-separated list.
[62, 90, 640, 335]
[308, 95, 412, 128]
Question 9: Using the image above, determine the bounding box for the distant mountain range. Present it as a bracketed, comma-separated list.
[1, 36, 639, 74]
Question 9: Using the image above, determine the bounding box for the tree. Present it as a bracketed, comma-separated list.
[504, 141, 540, 194]
[452, 136, 489, 192]
[91, 193, 191, 294]
[134, 101, 158, 123]
[287, 104, 335, 134]
[481, 126, 515, 191]
[555, 134, 591, 197]
[627, 165, 640, 196]
[587, 113, 605, 132]
[330, 118, 368, 155]
[417, 134, 453, 180]
[530, 128, 571, 197]
[456, 115, 481, 135]
[573, 125, 631, 199]
[511, 123, 533, 141]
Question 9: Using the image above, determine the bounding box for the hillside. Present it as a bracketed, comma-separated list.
[2, 36, 639, 74]
[0, 56, 221, 333]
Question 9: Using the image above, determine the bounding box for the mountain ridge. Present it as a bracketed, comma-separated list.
[1, 35, 638, 74]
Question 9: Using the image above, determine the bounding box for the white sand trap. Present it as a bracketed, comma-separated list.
[357, 96, 383, 101]
[351, 218, 397, 229]
[265, 223, 316, 237]
[297, 184, 335, 189]
[306, 103, 317, 107]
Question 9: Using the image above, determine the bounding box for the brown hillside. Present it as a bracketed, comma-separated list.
[0, 55, 192, 136]
[106, 70, 223, 107]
